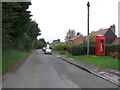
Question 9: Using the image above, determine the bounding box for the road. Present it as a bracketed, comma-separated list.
[3, 50, 118, 88]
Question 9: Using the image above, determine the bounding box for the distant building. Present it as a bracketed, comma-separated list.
[49, 39, 61, 47]
[70, 32, 84, 45]
[90, 24, 117, 44]
[112, 37, 120, 45]
[52, 39, 60, 44]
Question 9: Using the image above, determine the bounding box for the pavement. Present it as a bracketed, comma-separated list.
[54, 54, 120, 86]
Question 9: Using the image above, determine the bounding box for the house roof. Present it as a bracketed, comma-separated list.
[90, 28, 109, 36]
[70, 35, 82, 41]
[112, 37, 120, 45]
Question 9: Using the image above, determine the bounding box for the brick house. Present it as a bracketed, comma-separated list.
[70, 32, 84, 45]
[49, 39, 61, 47]
[90, 24, 117, 44]
[52, 39, 60, 44]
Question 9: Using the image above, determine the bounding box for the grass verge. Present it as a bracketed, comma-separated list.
[53, 50, 69, 55]
[53, 50, 119, 70]
[66, 55, 119, 70]
[2, 49, 35, 75]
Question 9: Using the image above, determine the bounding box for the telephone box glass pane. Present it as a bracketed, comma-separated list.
[100, 40, 104, 53]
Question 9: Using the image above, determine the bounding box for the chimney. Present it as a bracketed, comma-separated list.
[77, 32, 80, 36]
[110, 24, 115, 34]
[99, 28, 102, 31]
[57, 39, 60, 42]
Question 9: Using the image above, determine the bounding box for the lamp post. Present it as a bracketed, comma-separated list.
[87, 2, 90, 55]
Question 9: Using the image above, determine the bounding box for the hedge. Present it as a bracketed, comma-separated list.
[52, 42, 69, 51]
[106, 45, 119, 53]
[53, 42, 119, 56]
[68, 44, 119, 56]
[67, 44, 95, 56]
[106, 45, 120, 56]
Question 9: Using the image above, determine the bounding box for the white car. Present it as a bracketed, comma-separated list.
[44, 48, 52, 54]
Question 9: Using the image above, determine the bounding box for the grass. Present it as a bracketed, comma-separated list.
[53, 50, 119, 70]
[2, 49, 35, 75]
[53, 50, 69, 55]
[66, 55, 119, 70]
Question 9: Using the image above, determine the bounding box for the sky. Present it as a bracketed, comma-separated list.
[28, 0, 119, 43]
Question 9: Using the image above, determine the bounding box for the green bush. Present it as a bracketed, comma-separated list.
[68, 44, 95, 56]
[52, 42, 69, 51]
[89, 45, 96, 55]
[70, 44, 87, 55]
[106, 45, 119, 55]
[69, 44, 119, 56]
[106, 45, 120, 59]
[53, 42, 119, 57]
[110, 45, 119, 52]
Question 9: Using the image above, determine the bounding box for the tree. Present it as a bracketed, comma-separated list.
[2, 2, 19, 48]
[35, 38, 46, 49]
[23, 21, 41, 51]
[89, 35, 96, 45]
[83, 35, 96, 45]
[52, 42, 69, 51]
[2, 2, 41, 52]
[2, 2, 31, 48]
[65, 29, 76, 42]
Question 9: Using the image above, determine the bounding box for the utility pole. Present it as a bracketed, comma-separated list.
[87, 2, 90, 55]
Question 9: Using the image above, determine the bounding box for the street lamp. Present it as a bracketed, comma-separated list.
[87, 2, 90, 55]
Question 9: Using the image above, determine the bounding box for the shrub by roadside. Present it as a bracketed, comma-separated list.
[68, 44, 119, 59]
[106, 45, 120, 59]
[52, 42, 119, 59]
[67, 43, 95, 56]
[106, 45, 119, 53]
[52, 42, 69, 51]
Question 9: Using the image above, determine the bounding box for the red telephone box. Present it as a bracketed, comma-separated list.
[96, 35, 106, 56]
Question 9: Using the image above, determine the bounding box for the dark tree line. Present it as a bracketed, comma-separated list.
[2, 2, 46, 51]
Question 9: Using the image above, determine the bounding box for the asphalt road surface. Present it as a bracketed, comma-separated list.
[3, 50, 118, 88]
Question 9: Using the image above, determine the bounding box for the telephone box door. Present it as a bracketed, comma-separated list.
[96, 36, 106, 55]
